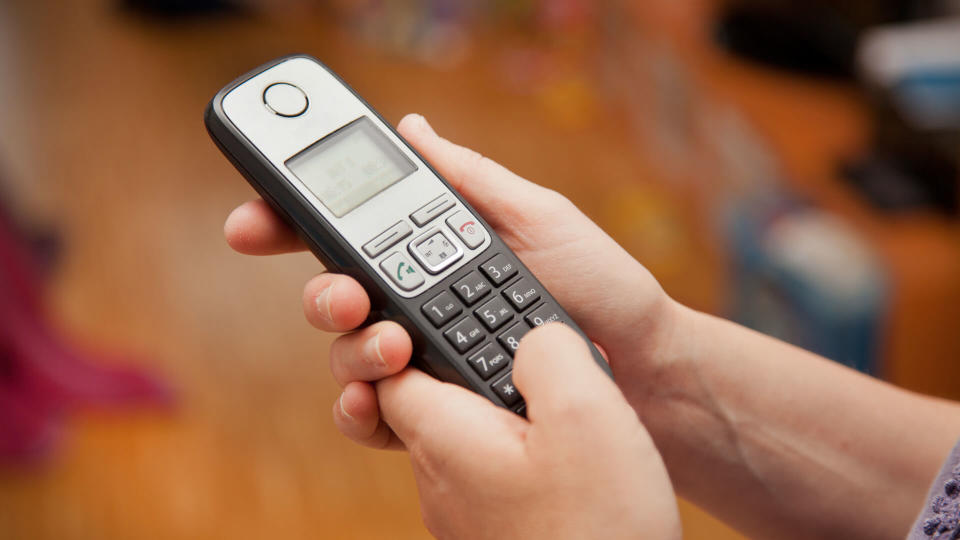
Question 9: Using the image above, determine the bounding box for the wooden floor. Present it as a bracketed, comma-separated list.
[0, 2, 745, 539]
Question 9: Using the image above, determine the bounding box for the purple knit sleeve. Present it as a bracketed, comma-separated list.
[909, 440, 960, 539]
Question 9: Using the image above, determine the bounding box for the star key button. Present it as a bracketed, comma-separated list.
[491, 371, 522, 407]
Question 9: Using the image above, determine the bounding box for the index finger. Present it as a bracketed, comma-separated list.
[224, 199, 306, 255]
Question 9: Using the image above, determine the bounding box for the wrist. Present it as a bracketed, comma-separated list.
[611, 297, 707, 425]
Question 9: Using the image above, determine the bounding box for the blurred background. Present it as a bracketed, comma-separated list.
[1, 0, 959, 538]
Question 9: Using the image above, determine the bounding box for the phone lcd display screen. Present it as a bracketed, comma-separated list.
[286, 117, 417, 217]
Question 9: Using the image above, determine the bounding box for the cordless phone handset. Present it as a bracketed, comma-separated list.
[205, 55, 611, 413]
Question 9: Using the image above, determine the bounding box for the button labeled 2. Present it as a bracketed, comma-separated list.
[380, 252, 424, 291]
[452, 271, 492, 306]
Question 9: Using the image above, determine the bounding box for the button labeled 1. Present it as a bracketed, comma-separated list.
[446, 211, 486, 249]
[379, 252, 424, 291]
[422, 291, 462, 328]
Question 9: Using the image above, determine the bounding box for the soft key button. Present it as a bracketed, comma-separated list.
[379, 252, 424, 291]
[446, 211, 486, 249]
[410, 194, 455, 227]
[362, 221, 412, 258]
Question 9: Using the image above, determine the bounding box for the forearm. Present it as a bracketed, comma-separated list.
[624, 303, 960, 539]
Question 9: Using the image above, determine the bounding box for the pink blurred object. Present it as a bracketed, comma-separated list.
[0, 199, 171, 462]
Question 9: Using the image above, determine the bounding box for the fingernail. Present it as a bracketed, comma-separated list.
[338, 393, 355, 421]
[315, 282, 334, 324]
[364, 331, 388, 369]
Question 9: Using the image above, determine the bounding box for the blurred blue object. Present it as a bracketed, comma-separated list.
[726, 197, 887, 374]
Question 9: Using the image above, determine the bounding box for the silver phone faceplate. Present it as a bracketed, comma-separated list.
[220, 57, 490, 298]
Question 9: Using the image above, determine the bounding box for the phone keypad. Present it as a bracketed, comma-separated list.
[417, 251, 575, 410]
[452, 271, 492, 305]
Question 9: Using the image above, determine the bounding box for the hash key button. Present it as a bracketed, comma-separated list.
[452, 271, 491, 306]
[421, 291, 462, 328]
[443, 317, 486, 353]
[491, 371, 523, 407]
[479, 254, 517, 285]
[502, 277, 540, 312]
[468, 343, 509, 380]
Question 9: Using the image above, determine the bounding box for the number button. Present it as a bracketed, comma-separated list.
[480, 254, 517, 286]
[525, 302, 567, 328]
[491, 371, 522, 407]
[467, 343, 509, 380]
[497, 322, 531, 356]
[451, 271, 492, 306]
[421, 291, 462, 328]
[501, 277, 541, 312]
[443, 317, 486, 354]
[473, 295, 514, 331]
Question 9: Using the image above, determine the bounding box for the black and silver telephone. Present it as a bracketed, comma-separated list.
[205, 55, 611, 415]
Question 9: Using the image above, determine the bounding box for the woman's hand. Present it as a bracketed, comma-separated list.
[376, 323, 680, 540]
[224, 114, 680, 449]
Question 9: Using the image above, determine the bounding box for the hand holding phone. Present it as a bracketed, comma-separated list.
[224, 112, 675, 449]
[207, 55, 616, 413]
